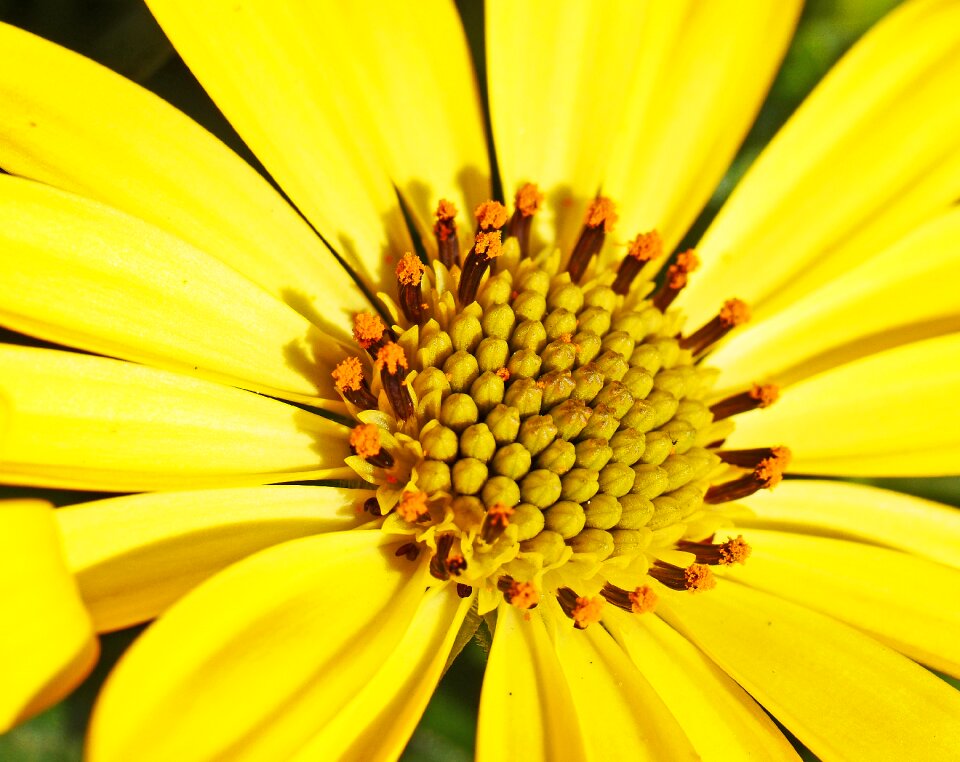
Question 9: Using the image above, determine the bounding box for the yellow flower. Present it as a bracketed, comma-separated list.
[2, 0, 960, 759]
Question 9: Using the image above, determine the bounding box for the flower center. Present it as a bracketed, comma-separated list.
[335, 184, 788, 624]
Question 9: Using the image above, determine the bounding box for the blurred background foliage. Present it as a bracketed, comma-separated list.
[2, 0, 956, 760]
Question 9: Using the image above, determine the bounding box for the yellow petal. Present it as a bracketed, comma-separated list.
[683, 0, 960, 327]
[726, 333, 960, 476]
[477, 604, 587, 761]
[740, 479, 960, 569]
[602, 0, 801, 254]
[0, 345, 352, 491]
[726, 528, 960, 677]
[486, 0, 648, 251]
[0, 22, 367, 333]
[603, 609, 800, 761]
[0, 500, 97, 731]
[57, 486, 370, 632]
[298, 585, 471, 761]
[88, 531, 427, 762]
[711, 207, 960, 392]
[549, 604, 699, 761]
[0, 176, 347, 408]
[658, 580, 960, 761]
[144, 0, 416, 290]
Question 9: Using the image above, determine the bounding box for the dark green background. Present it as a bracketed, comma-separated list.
[2, 1, 955, 760]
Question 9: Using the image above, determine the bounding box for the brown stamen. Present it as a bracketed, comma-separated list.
[474, 200, 509, 234]
[505, 182, 544, 257]
[679, 298, 750, 355]
[652, 249, 699, 311]
[434, 199, 460, 269]
[349, 423, 394, 468]
[375, 342, 414, 420]
[457, 583, 473, 598]
[430, 533, 466, 580]
[556, 587, 605, 629]
[498, 576, 539, 609]
[677, 535, 752, 566]
[601, 583, 658, 614]
[353, 311, 391, 352]
[705, 447, 790, 504]
[459, 231, 503, 304]
[331, 357, 378, 410]
[650, 561, 716, 592]
[395, 542, 420, 561]
[612, 230, 662, 295]
[397, 490, 430, 522]
[568, 197, 617, 283]
[363, 496, 382, 516]
[396, 252, 427, 324]
[481, 503, 515, 543]
[710, 383, 779, 420]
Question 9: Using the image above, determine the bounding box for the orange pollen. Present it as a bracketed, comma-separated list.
[506, 581, 539, 610]
[475, 231, 503, 259]
[720, 535, 752, 565]
[331, 356, 364, 392]
[397, 490, 430, 522]
[474, 200, 509, 230]
[396, 253, 425, 286]
[628, 230, 663, 261]
[435, 198, 457, 221]
[666, 265, 690, 291]
[486, 503, 515, 528]
[755, 447, 791, 487]
[684, 564, 716, 592]
[559, 333, 573, 344]
[750, 383, 780, 407]
[353, 312, 387, 348]
[720, 298, 751, 327]
[495, 367, 511, 381]
[375, 342, 408, 375]
[584, 197, 618, 232]
[675, 249, 700, 272]
[349, 423, 382, 459]
[572, 596, 605, 628]
[629, 585, 658, 614]
[515, 183, 545, 216]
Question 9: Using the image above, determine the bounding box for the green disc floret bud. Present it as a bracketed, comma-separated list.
[593, 351, 628, 381]
[617, 494, 655, 529]
[609, 428, 646, 465]
[440, 392, 479, 432]
[482, 475, 521, 507]
[574, 438, 613, 470]
[469, 371, 505, 414]
[629, 344, 663, 374]
[653, 368, 689, 398]
[570, 363, 605, 402]
[520, 469, 563, 508]
[547, 282, 584, 313]
[518, 415, 559, 456]
[510, 319, 547, 352]
[486, 404, 521, 444]
[451, 496, 485, 529]
[481, 303, 515, 340]
[549, 399, 592, 440]
[449, 313, 483, 352]
[416, 460, 452, 493]
[512, 290, 547, 322]
[647, 389, 680, 428]
[492, 442, 533, 479]
[417, 329, 453, 369]
[475, 337, 509, 372]
[507, 348, 543, 379]
[460, 423, 496, 462]
[638, 430, 673, 466]
[577, 306, 612, 336]
[504, 378, 543, 418]
[583, 493, 622, 529]
[516, 267, 551, 295]
[478, 273, 512, 310]
[543, 500, 586, 539]
[601, 330, 635, 359]
[630, 464, 669, 499]
[583, 285, 617, 311]
[572, 332, 602, 365]
[652, 338, 681, 369]
[539, 369, 575, 408]
[660, 419, 697, 454]
[535, 439, 576, 475]
[512, 502, 545, 541]
[568, 528, 614, 560]
[543, 308, 578, 340]
[647, 495, 683, 529]
[621, 400, 656, 432]
[443, 350, 479, 392]
[610, 528, 649, 558]
[580, 405, 619, 440]
[541, 339, 578, 372]
[592, 381, 634, 419]
[621, 367, 654, 400]
[412, 366, 450, 400]
[520, 530, 566, 565]
[560, 467, 599, 502]
[419, 423, 459, 462]
[598, 462, 636, 497]
[452, 457, 488, 495]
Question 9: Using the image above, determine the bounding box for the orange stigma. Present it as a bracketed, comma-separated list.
[397, 490, 430, 522]
[475, 200, 509, 231]
[584, 197, 618, 231]
[499, 577, 539, 610]
[375, 342, 409, 375]
[628, 230, 663, 261]
[353, 312, 387, 349]
[515, 183, 545, 216]
[720, 298, 751, 327]
[750, 383, 780, 407]
[629, 585, 658, 614]
[331, 357, 364, 392]
[349, 423, 382, 459]
[756, 446, 791, 488]
[475, 231, 503, 259]
[684, 564, 716, 592]
[396, 253, 425, 286]
[435, 198, 457, 224]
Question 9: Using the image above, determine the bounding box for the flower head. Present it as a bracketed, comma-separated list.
[1, 1, 960, 760]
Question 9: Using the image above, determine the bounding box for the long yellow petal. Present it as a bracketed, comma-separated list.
[603, 609, 800, 761]
[0, 22, 367, 333]
[549, 605, 699, 761]
[0, 500, 97, 731]
[486, 0, 648, 252]
[477, 605, 587, 761]
[0, 176, 347, 408]
[0, 345, 352, 491]
[726, 528, 960, 677]
[726, 333, 960, 476]
[658, 580, 960, 761]
[88, 531, 427, 762]
[144, 0, 417, 289]
[740, 480, 960, 569]
[711, 207, 960, 392]
[602, 0, 801, 254]
[682, 0, 960, 327]
[57, 486, 369, 633]
[297, 585, 471, 761]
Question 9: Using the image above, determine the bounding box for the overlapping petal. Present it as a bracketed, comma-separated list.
[88, 531, 429, 762]
[740, 480, 960, 569]
[57, 486, 370, 632]
[0, 22, 368, 334]
[658, 581, 960, 761]
[0, 176, 348, 408]
[683, 0, 960, 326]
[725, 528, 960, 677]
[0, 500, 98, 731]
[727, 333, 960, 476]
[0, 345, 352, 491]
